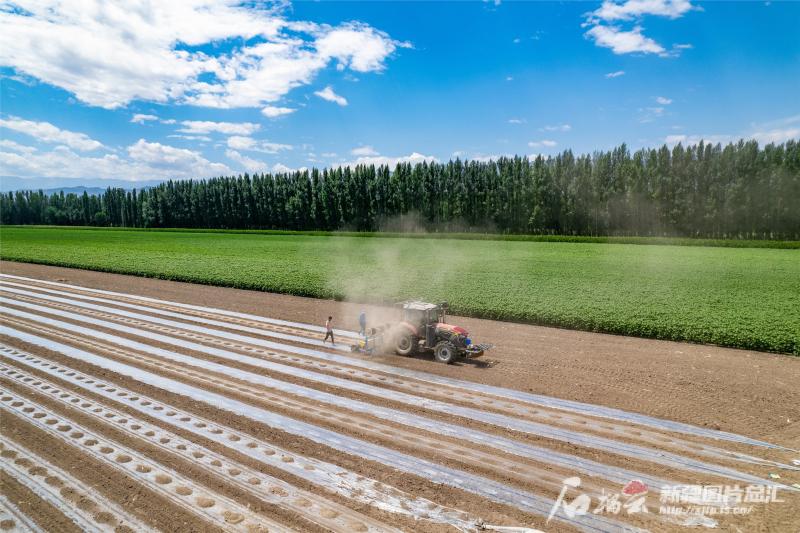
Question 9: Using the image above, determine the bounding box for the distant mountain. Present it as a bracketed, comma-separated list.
[39, 186, 109, 196]
[0, 176, 165, 193]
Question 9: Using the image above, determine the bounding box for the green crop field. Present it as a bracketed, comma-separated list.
[1, 226, 798, 354]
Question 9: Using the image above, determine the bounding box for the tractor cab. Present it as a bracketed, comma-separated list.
[396, 300, 448, 330]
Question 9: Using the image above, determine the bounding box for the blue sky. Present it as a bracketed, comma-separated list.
[1, 0, 798, 188]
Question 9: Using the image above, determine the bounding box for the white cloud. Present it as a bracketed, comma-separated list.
[665, 130, 799, 146]
[664, 134, 687, 144]
[0, 1, 401, 110]
[590, 0, 695, 22]
[528, 140, 558, 148]
[351, 145, 379, 156]
[161, 119, 177, 125]
[226, 136, 292, 154]
[127, 139, 226, 172]
[0, 139, 231, 181]
[505, 76, 514, 81]
[750, 128, 800, 144]
[337, 152, 438, 169]
[639, 106, 666, 122]
[131, 113, 159, 124]
[540, 123, 572, 132]
[225, 149, 267, 172]
[261, 105, 296, 118]
[314, 86, 348, 106]
[333, 145, 437, 168]
[507, 118, 526, 124]
[314, 23, 403, 72]
[664, 134, 734, 146]
[177, 121, 261, 136]
[225, 149, 304, 174]
[585, 25, 665, 55]
[655, 96, 672, 105]
[0, 116, 103, 151]
[0, 139, 38, 154]
[226, 136, 257, 151]
[456, 153, 552, 163]
[0, 72, 37, 86]
[605, 70, 626, 78]
[469, 153, 513, 163]
[321, 152, 338, 158]
[512, 37, 521, 44]
[749, 113, 800, 130]
[271, 162, 305, 174]
[665, 115, 800, 147]
[167, 134, 212, 142]
[584, 1, 696, 56]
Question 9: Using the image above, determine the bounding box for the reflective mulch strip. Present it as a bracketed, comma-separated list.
[0, 391, 290, 533]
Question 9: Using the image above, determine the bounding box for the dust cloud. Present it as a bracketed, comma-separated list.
[324, 213, 489, 328]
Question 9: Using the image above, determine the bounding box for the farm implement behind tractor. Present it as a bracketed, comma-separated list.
[351, 301, 494, 364]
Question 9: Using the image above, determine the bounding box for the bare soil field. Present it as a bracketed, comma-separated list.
[1, 261, 799, 532]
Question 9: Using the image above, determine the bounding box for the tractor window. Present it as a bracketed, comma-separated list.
[405, 309, 425, 326]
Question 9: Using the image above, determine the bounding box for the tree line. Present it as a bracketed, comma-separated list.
[2, 139, 798, 239]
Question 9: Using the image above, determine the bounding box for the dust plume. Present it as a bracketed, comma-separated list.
[324, 214, 486, 326]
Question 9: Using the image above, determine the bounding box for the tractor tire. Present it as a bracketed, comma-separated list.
[434, 342, 458, 364]
[395, 333, 416, 356]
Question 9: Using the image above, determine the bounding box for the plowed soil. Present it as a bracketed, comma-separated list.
[1, 260, 798, 533]
[4, 261, 797, 444]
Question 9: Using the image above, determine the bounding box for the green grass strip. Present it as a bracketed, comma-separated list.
[3, 225, 798, 249]
[2, 226, 798, 355]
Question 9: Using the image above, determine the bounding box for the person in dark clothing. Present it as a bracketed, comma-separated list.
[324, 316, 335, 344]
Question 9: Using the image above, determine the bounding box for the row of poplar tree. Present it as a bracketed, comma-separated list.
[2, 139, 798, 238]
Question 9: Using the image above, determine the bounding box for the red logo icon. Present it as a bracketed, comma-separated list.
[622, 480, 648, 495]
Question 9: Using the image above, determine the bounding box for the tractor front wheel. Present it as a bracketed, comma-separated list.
[434, 342, 458, 364]
[395, 333, 416, 356]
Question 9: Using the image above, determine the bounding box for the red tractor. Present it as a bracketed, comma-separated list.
[388, 301, 493, 363]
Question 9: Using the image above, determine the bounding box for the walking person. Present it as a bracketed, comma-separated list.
[358, 310, 367, 337]
[324, 316, 335, 344]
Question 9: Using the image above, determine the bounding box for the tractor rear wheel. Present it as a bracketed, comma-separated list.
[395, 332, 416, 356]
[434, 342, 458, 364]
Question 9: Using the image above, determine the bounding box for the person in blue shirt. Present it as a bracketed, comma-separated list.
[358, 310, 367, 337]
